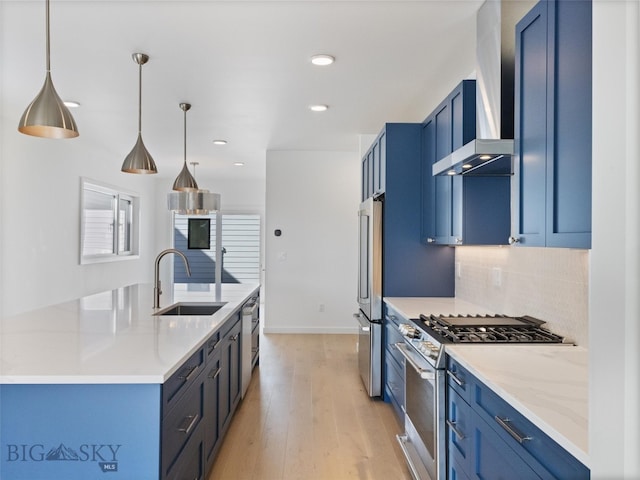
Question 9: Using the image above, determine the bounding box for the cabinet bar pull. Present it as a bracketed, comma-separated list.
[209, 367, 221, 380]
[208, 339, 220, 353]
[494, 416, 532, 444]
[178, 365, 199, 382]
[447, 369, 465, 387]
[446, 420, 465, 440]
[178, 414, 199, 435]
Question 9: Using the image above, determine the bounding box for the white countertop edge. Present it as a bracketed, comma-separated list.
[446, 346, 590, 467]
[0, 375, 166, 385]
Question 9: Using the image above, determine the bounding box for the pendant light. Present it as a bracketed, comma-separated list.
[168, 162, 221, 214]
[18, 0, 79, 139]
[171, 103, 198, 191]
[121, 53, 157, 174]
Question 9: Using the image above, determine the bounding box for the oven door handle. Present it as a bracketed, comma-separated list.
[395, 342, 435, 380]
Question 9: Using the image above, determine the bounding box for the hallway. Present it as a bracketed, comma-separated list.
[208, 334, 412, 480]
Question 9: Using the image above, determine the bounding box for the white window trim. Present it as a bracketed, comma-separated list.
[80, 177, 140, 265]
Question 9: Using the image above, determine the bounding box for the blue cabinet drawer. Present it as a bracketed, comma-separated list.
[384, 320, 405, 367]
[384, 303, 404, 328]
[163, 347, 205, 409]
[472, 377, 589, 479]
[204, 331, 222, 363]
[165, 421, 204, 480]
[446, 356, 472, 403]
[161, 372, 204, 477]
[447, 387, 472, 473]
[385, 351, 405, 412]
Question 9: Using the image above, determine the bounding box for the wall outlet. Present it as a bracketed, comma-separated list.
[456, 262, 462, 278]
[492, 267, 502, 287]
[319, 303, 325, 313]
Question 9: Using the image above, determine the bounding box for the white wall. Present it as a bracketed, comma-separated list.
[0, 109, 158, 318]
[590, 2, 640, 478]
[264, 150, 360, 333]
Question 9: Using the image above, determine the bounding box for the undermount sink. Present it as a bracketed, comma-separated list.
[154, 302, 226, 316]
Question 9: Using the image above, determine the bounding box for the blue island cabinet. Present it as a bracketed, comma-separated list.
[512, 0, 592, 249]
[0, 383, 162, 479]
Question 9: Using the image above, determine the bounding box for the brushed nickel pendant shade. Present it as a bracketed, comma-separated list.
[121, 53, 157, 174]
[168, 161, 221, 215]
[18, 0, 79, 139]
[172, 103, 199, 191]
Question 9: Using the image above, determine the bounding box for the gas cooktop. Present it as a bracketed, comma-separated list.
[415, 313, 566, 344]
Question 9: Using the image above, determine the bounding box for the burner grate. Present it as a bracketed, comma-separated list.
[417, 314, 564, 344]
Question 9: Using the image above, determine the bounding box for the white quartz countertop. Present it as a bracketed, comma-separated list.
[384, 296, 589, 467]
[0, 283, 259, 385]
[446, 344, 589, 467]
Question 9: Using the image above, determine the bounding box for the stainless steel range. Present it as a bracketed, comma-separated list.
[395, 313, 566, 480]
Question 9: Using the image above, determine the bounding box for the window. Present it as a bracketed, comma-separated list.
[173, 213, 261, 284]
[80, 179, 139, 264]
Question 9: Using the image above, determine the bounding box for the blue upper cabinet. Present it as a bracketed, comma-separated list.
[512, 0, 592, 249]
[361, 130, 386, 200]
[422, 80, 510, 246]
[362, 123, 455, 297]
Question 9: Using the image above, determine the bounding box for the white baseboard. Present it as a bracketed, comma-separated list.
[263, 326, 358, 334]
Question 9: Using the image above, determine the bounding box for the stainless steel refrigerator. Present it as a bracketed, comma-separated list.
[354, 196, 382, 397]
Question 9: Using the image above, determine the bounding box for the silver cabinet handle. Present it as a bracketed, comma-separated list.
[446, 420, 465, 440]
[455, 237, 463, 244]
[495, 416, 532, 444]
[230, 334, 239, 342]
[447, 369, 465, 387]
[208, 367, 221, 380]
[427, 237, 436, 244]
[177, 414, 199, 435]
[508, 236, 520, 245]
[178, 365, 199, 382]
[207, 339, 220, 353]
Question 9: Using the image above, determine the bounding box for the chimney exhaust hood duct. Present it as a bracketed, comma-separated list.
[433, 0, 535, 176]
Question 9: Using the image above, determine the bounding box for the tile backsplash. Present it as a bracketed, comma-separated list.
[455, 246, 589, 346]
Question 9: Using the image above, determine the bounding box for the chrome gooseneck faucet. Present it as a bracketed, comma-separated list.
[153, 248, 191, 308]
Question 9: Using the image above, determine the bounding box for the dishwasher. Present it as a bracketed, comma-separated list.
[241, 295, 259, 398]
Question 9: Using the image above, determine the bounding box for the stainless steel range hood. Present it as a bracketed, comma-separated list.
[433, 0, 535, 176]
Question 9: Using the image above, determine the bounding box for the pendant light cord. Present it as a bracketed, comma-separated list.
[184, 107, 188, 166]
[45, 0, 51, 72]
[138, 63, 143, 134]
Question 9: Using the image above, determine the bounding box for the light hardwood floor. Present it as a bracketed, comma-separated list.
[208, 333, 413, 480]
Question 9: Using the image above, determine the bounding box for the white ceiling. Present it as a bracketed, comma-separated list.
[2, 1, 482, 182]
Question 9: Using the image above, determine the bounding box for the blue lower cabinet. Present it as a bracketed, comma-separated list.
[383, 303, 406, 421]
[471, 412, 542, 480]
[384, 351, 404, 421]
[446, 356, 589, 480]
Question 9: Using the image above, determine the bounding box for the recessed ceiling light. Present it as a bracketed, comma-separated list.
[212, 139, 227, 145]
[311, 54, 335, 66]
[64, 101, 80, 108]
[310, 104, 328, 112]
[234, 162, 245, 167]
[479, 154, 492, 161]
[447, 170, 456, 176]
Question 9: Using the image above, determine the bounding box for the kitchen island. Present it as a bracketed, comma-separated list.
[0, 282, 259, 480]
